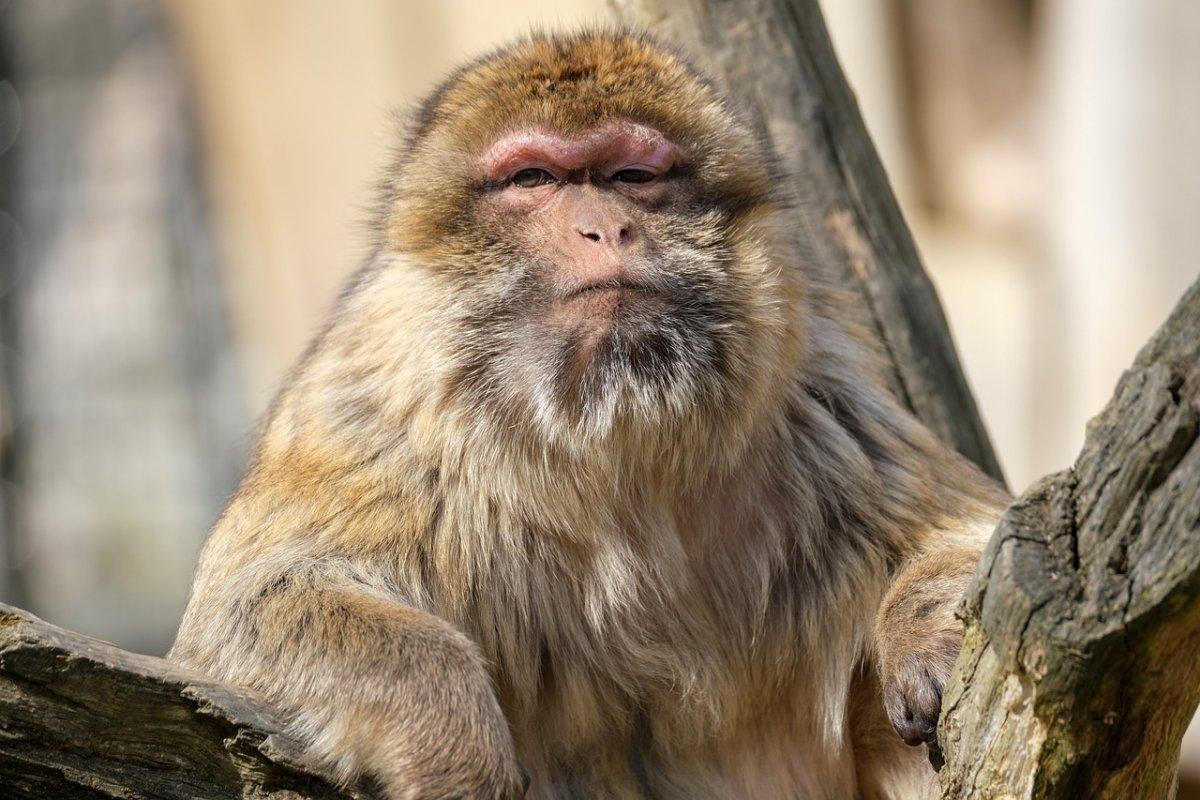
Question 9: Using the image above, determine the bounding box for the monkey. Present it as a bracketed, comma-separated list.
[169, 29, 1011, 800]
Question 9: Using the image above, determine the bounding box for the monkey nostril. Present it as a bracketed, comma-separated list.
[576, 226, 633, 245]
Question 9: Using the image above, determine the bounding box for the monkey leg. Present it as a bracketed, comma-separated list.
[206, 565, 527, 800]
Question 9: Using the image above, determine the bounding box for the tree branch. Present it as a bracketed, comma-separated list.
[939, 278, 1200, 798]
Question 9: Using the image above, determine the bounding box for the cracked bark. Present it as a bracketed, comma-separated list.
[0, 604, 377, 799]
[939, 278, 1200, 799]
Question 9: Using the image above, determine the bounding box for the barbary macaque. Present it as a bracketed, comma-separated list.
[170, 30, 1010, 800]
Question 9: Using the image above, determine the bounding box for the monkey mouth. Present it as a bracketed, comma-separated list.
[557, 280, 668, 330]
[563, 279, 659, 301]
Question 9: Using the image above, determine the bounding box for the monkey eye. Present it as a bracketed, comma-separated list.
[610, 168, 657, 184]
[509, 168, 555, 188]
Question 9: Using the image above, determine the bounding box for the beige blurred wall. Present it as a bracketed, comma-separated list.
[165, 0, 607, 408]
[825, 0, 1199, 495]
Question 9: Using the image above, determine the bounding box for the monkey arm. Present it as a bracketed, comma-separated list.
[173, 563, 526, 800]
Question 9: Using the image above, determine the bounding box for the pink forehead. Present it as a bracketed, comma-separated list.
[481, 121, 678, 179]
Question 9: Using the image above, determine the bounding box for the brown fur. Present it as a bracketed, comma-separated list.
[170, 29, 1011, 800]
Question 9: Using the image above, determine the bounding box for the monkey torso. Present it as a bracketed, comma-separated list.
[171, 256, 1000, 800]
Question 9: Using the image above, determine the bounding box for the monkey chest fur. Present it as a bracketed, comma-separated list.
[413, 486, 889, 799]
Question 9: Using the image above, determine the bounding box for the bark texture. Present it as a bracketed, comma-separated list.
[0, 603, 371, 799]
[611, 0, 1005, 485]
[938, 277, 1200, 799]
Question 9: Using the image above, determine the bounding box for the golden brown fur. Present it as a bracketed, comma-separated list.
[170, 30, 1010, 800]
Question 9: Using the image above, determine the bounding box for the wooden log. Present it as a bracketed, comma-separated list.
[611, 0, 1006, 485]
[0, 603, 372, 799]
[938, 278, 1200, 799]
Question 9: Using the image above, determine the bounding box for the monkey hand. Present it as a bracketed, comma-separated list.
[873, 549, 978, 771]
[379, 698, 530, 800]
[358, 656, 530, 800]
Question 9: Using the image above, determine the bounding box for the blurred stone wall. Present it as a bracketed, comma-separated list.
[0, 0, 245, 653]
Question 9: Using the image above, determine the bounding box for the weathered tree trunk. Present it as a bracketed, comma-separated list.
[0, 603, 373, 799]
[938, 278, 1200, 799]
[612, 0, 1006, 485]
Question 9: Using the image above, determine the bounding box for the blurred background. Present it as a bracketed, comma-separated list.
[0, 0, 1196, 782]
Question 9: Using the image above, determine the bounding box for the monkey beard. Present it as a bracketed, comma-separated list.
[542, 289, 730, 439]
[452, 246, 742, 451]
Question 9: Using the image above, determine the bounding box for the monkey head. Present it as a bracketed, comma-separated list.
[382, 31, 802, 457]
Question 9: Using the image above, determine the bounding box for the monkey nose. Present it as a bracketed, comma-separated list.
[575, 223, 632, 247]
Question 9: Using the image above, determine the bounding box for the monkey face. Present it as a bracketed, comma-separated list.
[385, 32, 801, 448]
[472, 120, 739, 433]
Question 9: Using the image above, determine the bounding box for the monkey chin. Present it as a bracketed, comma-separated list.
[556, 282, 664, 360]
[532, 287, 714, 446]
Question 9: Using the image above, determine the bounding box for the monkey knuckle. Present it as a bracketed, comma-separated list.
[883, 654, 947, 746]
